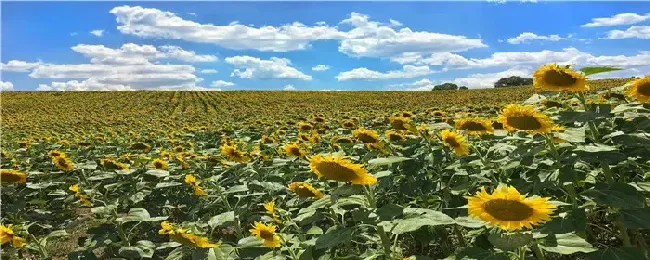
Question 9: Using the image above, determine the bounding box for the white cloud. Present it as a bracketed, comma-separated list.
[389, 19, 403, 27]
[387, 78, 438, 91]
[1, 60, 42, 72]
[90, 29, 104, 37]
[1, 81, 14, 91]
[70, 32, 78, 36]
[450, 66, 532, 88]
[312, 65, 330, 71]
[336, 65, 433, 81]
[283, 84, 296, 90]
[200, 69, 218, 74]
[506, 32, 563, 44]
[224, 56, 312, 80]
[582, 13, 650, 27]
[210, 80, 235, 88]
[71, 43, 216, 64]
[606, 26, 650, 39]
[110, 6, 486, 58]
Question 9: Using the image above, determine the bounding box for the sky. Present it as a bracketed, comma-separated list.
[1, 1, 650, 91]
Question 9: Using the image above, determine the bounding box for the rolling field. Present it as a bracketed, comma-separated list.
[1, 74, 650, 260]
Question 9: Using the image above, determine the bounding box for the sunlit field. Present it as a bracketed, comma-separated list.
[2, 70, 650, 260]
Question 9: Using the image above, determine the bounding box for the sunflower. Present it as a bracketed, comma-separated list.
[353, 128, 379, 143]
[455, 118, 495, 135]
[297, 122, 313, 131]
[533, 64, 589, 92]
[0, 224, 26, 248]
[385, 130, 406, 142]
[69, 184, 92, 207]
[1, 151, 7, 158]
[221, 143, 250, 163]
[625, 75, 650, 103]
[184, 174, 208, 196]
[497, 104, 553, 133]
[0, 169, 27, 184]
[389, 116, 411, 130]
[261, 135, 275, 144]
[159, 222, 219, 248]
[466, 185, 556, 231]
[264, 201, 280, 222]
[152, 159, 168, 170]
[250, 222, 281, 248]
[173, 146, 184, 153]
[47, 150, 65, 158]
[131, 142, 151, 151]
[100, 158, 129, 170]
[309, 155, 376, 185]
[441, 130, 470, 156]
[284, 142, 304, 157]
[288, 182, 324, 199]
[53, 156, 75, 171]
[341, 120, 357, 129]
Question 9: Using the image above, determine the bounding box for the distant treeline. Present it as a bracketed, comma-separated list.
[431, 76, 534, 91]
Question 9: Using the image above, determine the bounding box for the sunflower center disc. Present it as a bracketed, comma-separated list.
[444, 137, 460, 148]
[637, 83, 650, 96]
[544, 70, 577, 87]
[392, 120, 407, 130]
[289, 147, 301, 156]
[316, 162, 356, 182]
[506, 116, 542, 130]
[357, 134, 378, 143]
[259, 229, 275, 240]
[459, 121, 488, 131]
[296, 186, 315, 197]
[2, 173, 22, 182]
[483, 199, 534, 221]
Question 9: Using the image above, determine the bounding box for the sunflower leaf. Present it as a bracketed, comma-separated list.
[586, 247, 646, 260]
[579, 66, 623, 76]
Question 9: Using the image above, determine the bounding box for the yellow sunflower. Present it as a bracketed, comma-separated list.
[0, 169, 27, 184]
[455, 118, 495, 135]
[625, 75, 650, 103]
[341, 120, 357, 129]
[131, 142, 151, 151]
[353, 128, 379, 143]
[100, 158, 129, 170]
[309, 155, 377, 185]
[385, 130, 406, 142]
[69, 184, 92, 207]
[152, 159, 168, 170]
[297, 122, 314, 131]
[159, 222, 220, 248]
[221, 143, 250, 163]
[441, 130, 470, 156]
[264, 201, 280, 222]
[53, 156, 75, 171]
[389, 116, 411, 130]
[47, 150, 65, 158]
[533, 64, 589, 92]
[250, 222, 281, 248]
[284, 142, 304, 157]
[288, 182, 324, 199]
[261, 135, 276, 144]
[0, 224, 26, 248]
[466, 185, 557, 231]
[497, 104, 554, 133]
[184, 174, 208, 196]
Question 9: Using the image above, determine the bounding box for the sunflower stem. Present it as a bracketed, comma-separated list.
[531, 241, 546, 260]
[600, 162, 615, 183]
[29, 233, 49, 258]
[544, 134, 560, 161]
[518, 247, 526, 260]
[614, 219, 632, 247]
[219, 192, 244, 239]
[363, 186, 392, 258]
[453, 225, 467, 247]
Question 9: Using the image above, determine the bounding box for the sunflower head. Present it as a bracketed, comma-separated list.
[100, 159, 129, 170]
[0, 169, 27, 184]
[131, 142, 151, 151]
[466, 185, 557, 231]
[249, 222, 281, 248]
[385, 130, 406, 142]
[261, 135, 276, 144]
[53, 156, 75, 171]
[441, 129, 470, 156]
[455, 118, 495, 135]
[353, 128, 380, 143]
[297, 122, 314, 131]
[389, 116, 411, 130]
[288, 182, 325, 198]
[625, 75, 650, 103]
[497, 104, 553, 134]
[284, 142, 304, 157]
[0, 224, 26, 248]
[309, 155, 377, 185]
[47, 150, 65, 158]
[533, 64, 588, 92]
[221, 143, 250, 163]
[152, 159, 168, 170]
[341, 120, 357, 129]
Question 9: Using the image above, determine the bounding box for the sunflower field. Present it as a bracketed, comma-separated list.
[1, 66, 650, 260]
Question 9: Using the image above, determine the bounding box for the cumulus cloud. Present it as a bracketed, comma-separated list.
[90, 29, 104, 37]
[582, 13, 650, 27]
[71, 43, 217, 64]
[1, 60, 42, 72]
[606, 26, 650, 39]
[210, 80, 235, 88]
[200, 69, 218, 74]
[283, 84, 296, 90]
[1, 81, 14, 91]
[450, 66, 532, 88]
[336, 65, 434, 81]
[506, 32, 564, 44]
[110, 6, 486, 58]
[312, 65, 330, 71]
[387, 78, 438, 91]
[224, 56, 312, 80]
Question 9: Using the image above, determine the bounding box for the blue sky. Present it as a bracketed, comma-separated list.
[2, 1, 650, 91]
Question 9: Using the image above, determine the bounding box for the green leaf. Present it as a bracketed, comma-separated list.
[380, 209, 454, 234]
[155, 181, 183, 189]
[582, 183, 645, 209]
[587, 247, 646, 260]
[306, 226, 323, 235]
[488, 232, 533, 251]
[454, 247, 509, 260]
[208, 211, 235, 229]
[315, 227, 353, 249]
[144, 169, 169, 178]
[454, 216, 485, 228]
[117, 208, 168, 222]
[224, 184, 249, 194]
[539, 233, 596, 255]
[238, 236, 264, 248]
[580, 66, 622, 76]
[367, 157, 411, 169]
[87, 172, 117, 181]
[621, 208, 650, 229]
[119, 246, 149, 259]
[250, 181, 286, 191]
[213, 244, 237, 260]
